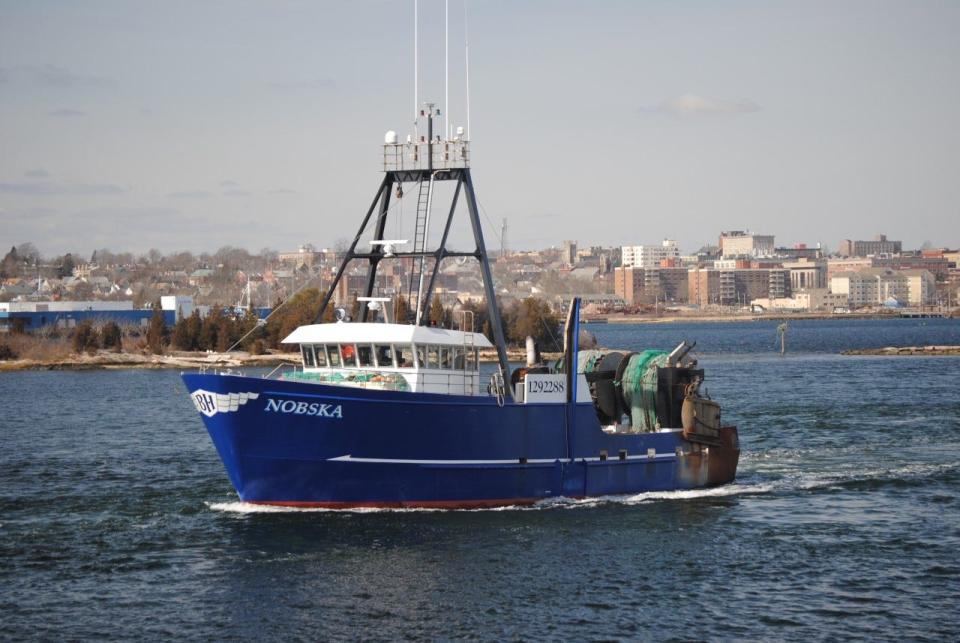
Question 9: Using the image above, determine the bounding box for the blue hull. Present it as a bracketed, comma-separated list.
[183, 373, 739, 508]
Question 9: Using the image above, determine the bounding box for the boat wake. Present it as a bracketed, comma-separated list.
[205, 459, 957, 514]
[205, 483, 772, 515]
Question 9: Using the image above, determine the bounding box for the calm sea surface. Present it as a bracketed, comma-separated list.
[2, 318, 959, 641]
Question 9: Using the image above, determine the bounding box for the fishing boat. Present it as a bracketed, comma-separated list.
[182, 107, 739, 508]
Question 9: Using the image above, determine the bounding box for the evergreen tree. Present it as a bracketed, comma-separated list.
[429, 296, 446, 327]
[100, 321, 123, 352]
[215, 314, 234, 352]
[171, 315, 192, 351]
[460, 300, 488, 334]
[72, 321, 100, 354]
[1, 246, 20, 279]
[393, 295, 410, 324]
[58, 253, 75, 278]
[507, 297, 561, 349]
[265, 288, 321, 348]
[199, 308, 223, 351]
[239, 307, 264, 351]
[184, 310, 202, 350]
[146, 301, 167, 354]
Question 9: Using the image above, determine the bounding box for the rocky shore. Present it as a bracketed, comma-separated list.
[0, 348, 568, 372]
[841, 345, 960, 356]
[0, 350, 301, 372]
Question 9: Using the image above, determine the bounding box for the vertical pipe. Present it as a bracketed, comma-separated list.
[568, 298, 581, 459]
[427, 107, 433, 171]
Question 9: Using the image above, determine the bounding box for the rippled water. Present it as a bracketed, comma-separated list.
[2, 319, 959, 640]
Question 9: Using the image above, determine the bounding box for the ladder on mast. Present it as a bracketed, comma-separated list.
[408, 176, 434, 319]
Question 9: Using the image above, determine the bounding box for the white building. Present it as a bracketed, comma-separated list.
[621, 240, 679, 268]
[719, 231, 775, 258]
[829, 269, 934, 307]
[901, 269, 937, 306]
[751, 289, 848, 312]
[278, 244, 321, 269]
[783, 258, 828, 291]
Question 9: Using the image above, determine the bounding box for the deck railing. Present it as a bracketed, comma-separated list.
[383, 140, 470, 172]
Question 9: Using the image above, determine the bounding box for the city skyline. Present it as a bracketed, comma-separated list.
[2, 1, 959, 256]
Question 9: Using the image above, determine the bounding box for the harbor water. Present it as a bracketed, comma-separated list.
[2, 318, 959, 640]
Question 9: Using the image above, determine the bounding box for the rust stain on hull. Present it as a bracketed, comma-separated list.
[677, 425, 740, 487]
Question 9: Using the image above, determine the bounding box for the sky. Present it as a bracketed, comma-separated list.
[1, 0, 959, 258]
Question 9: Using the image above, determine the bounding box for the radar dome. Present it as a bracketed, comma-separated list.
[384, 130, 398, 144]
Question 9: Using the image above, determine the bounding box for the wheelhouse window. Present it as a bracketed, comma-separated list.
[414, 345, 426, 369]
[340, 344, 358, 368]
[315, 345, 328, 368]
[426, 345, 440, 369]
[452, 347, 466, 370]
[439, 346, 452, 370]
[301, 344, 316, 368]
[375, 344, 395, 368]
[327, 344, 342, 368]
[467, 347, 478, 370]
[357, 344, 375, 368]
[395, 344, 413, 368]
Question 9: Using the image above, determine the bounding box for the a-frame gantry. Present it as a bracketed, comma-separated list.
[315, 105, 513, 394]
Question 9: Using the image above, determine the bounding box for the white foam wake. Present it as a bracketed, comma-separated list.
[206, 483, 773, 515]
[206, 501, 441, 514]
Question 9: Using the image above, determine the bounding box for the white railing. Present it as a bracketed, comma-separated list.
[383, 140, 470, 172]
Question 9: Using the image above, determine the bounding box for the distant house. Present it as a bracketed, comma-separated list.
[0, 281, 34, 298]
[189, 269, 215, 286]
[568, 267, 600, 281]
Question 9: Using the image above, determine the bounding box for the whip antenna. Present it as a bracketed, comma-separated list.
[464, 0, 471, 140]
[445, 0, 450, 140]
[414, 0, 419, 125]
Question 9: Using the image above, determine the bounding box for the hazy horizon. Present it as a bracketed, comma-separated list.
[2, 0, 959, 257]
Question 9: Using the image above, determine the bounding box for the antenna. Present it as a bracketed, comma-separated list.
[445, 0, 450, 140]
[464, 0, 471, 140]
[414, 0, 419, 125]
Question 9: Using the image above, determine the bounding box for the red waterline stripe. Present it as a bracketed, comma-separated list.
[246, 497, 542, 510]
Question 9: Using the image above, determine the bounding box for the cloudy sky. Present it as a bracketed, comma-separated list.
[1, 0, 958, 257]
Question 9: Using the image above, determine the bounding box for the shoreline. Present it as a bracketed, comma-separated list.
[0, 350, 301, 373]
[0, 348, 564, 372]
[581, 311, 956, 324]
[841, 346, 960, 356]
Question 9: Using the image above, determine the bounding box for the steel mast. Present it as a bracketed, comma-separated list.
[315, 107, 513, 398]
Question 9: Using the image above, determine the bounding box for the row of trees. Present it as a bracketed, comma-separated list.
[3, 242, 287, 275]
[431, 296, 562, 350]
[71, 320, 123, 354]
[58, 292, 562, 356]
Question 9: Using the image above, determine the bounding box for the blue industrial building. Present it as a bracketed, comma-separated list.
[0, 296, 271, 333]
